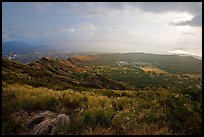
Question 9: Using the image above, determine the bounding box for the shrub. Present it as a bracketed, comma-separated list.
[79, 109, 114, 128]
[61, 94, 88, 109]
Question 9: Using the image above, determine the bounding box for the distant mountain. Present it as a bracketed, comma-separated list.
[2, 41, 58, 54]
[2, 41, 35, 53]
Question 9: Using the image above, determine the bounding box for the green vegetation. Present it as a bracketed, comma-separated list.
[2, 53, 202, 135]
[2, 83, 202, 135]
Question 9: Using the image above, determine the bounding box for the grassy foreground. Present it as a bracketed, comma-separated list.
[2, 82, 201, 135]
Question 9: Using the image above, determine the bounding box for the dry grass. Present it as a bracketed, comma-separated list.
[73, 55, 98, 61]
[140, 67, 168, 74]
[110, 67, 130, 70]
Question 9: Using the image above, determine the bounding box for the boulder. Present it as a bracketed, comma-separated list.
[26, 111, 70, 135]
[51, 114, 71, 135]
[27, 111, 56, 129]
[32, 118, 56, 135]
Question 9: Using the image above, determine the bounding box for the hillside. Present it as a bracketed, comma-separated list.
[2, 53, 202, 135]
[2, 57, 127, 90]
[71, 52, 202, 74]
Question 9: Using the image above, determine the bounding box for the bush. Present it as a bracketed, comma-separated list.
[79, 109, 114, 128]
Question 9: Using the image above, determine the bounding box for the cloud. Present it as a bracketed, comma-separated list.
[67, 2, 202, 27]
[55, 2, 202, 26]
[93, 2, 202, 27]
[168, 49, 187, 54]
[95, 2, 201, 17]
[53, 28, 75, 33]
[136, 2, 202, 27]
[68, 2, 132, 18]
[170, 13, 202, 27]
[33, 2, 53, 13]
[137, 2, 201, 14]
[105, 26, 136, 36]
[2, 3, 202, 55]
[68, 3, 108, 17]
[76, 23, 96, 31]
[181, 32, 196, 35]
[167, 49, 201, 56]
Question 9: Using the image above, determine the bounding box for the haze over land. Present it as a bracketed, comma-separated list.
[2, 2, 202, 57]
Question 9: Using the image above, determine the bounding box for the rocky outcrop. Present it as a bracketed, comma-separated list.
[23, 111, 70, 135]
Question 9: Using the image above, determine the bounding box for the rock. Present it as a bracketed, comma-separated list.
[51, 114, 71, 135]
[27, 111, 55, 129]
[54, 114, 70, 127]
[32, 118, 56, 135]
[26, 111, 70, 135]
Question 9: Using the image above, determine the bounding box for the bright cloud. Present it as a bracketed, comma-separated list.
[168, 49, 201, 57]
[168, 49, 188, 54]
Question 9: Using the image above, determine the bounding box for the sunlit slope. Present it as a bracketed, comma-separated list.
[72, 52, 202, 74]
[140, 67, 168, 74]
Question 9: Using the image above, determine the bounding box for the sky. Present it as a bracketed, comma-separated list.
[2, 2, 202, 56]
